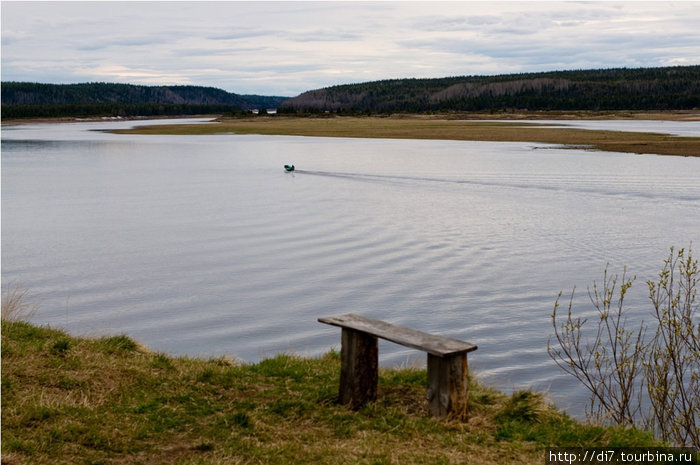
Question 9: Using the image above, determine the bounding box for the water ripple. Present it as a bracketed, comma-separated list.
[2, 124, 699, 419]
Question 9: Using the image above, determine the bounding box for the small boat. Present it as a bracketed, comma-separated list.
[284, 164, 295, 172]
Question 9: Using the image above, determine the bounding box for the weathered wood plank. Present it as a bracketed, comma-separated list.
[426, 353, 468, 419]
[318, 313, 477, 357]
[339, 328, 378, 409]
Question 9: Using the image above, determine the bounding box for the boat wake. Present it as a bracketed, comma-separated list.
[293, 169, 700, 203]
[295, 169, 456, 185]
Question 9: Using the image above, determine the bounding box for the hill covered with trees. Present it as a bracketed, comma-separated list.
[1, 82, 289, 119]
[280, 66, 700, 114]
[4, 66, 699, 119]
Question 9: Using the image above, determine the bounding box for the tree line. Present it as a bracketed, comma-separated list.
[280, 66, 700, 114]
[4, 66, 699, 119]
[1, 82, 289, 119]
[2, 103, 250, 119]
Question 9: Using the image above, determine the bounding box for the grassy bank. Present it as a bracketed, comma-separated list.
[111, 115, 700, 157]
[2, 319, 663, 465]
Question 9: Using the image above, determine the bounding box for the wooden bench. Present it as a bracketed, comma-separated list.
[318, 313, 477, 419]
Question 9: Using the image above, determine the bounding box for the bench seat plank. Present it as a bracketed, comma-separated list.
[318, 313, 477, 357]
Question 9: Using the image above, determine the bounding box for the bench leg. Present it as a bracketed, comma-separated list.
[339, 328, 378, 409]
[426, 353, 468, 419]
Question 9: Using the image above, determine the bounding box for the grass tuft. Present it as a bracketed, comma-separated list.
[1, 284, 38, 322]
[95, 334, 139, 354]
[50, 338, 71, 356]
[497, 391, 553, 424]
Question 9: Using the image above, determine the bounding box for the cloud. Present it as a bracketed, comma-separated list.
[82, 64, 195, 85]
[1, 1, 699, 95]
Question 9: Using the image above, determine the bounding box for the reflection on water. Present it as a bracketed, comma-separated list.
[2, 119, 699, 416]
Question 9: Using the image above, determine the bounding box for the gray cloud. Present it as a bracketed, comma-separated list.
[1, 1, 699, 96]
[207, 30, 277, 41]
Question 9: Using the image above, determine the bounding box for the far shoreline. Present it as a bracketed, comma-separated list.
[3, 110, 700, 126]
[0, 114, 220, 127]
[4, 111, 699, 157]
[114, 112, 700, 157]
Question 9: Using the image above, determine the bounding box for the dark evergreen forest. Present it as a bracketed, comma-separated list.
[3, 66, 699, 119]
[279, 66, 700, 113]
[1, 82, 289, 118]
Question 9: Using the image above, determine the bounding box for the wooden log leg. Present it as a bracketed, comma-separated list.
[339, 328, 378, 409]
[426, 353, 468, 419]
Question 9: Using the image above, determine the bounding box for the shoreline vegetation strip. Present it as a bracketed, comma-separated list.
[109, 116, 700, 157]
[2, 319, 665, 465]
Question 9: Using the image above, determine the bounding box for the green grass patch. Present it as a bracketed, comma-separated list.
[2, 319, 668, 464]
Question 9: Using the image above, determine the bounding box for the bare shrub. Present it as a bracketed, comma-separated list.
[645, 247, 699, 447]
[548, 247, 699, 447]
[548, 267, 646, 426]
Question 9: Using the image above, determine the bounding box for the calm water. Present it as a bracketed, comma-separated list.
[2, 118, 699, 415]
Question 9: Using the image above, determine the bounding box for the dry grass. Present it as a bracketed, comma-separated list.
[111, 116, 700, 157]
[2, 317, 660, 465]
[1, 284, 38, 322]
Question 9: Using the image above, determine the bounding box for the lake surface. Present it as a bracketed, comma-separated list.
[2, 118, 699, 415]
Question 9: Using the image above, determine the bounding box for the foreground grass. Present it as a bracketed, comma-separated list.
[112, 115, 700, 157]
[1, 320, 663, 465]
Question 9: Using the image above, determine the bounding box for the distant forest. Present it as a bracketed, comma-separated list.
[1, 82, 289, 119]
[3, 66, 699, 119]
[280, 66, 700, 114]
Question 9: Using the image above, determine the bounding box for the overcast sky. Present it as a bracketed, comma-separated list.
[2, 1, 699, 96]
